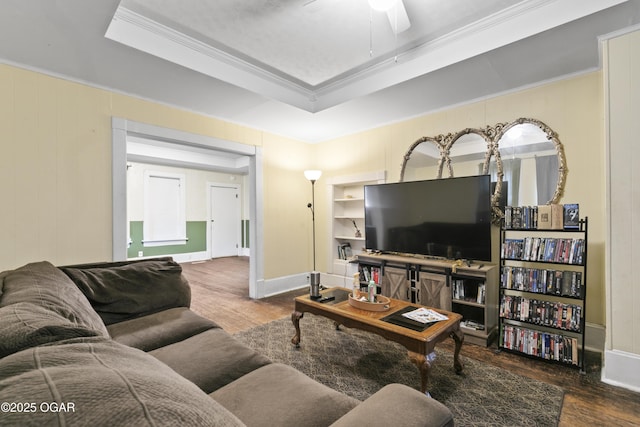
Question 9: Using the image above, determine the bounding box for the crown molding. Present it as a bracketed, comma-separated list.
[106, 7, 317, 111]
[105, 0, 627, 113]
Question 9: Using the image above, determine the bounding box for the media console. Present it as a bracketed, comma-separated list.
[357, 253, 498, 346]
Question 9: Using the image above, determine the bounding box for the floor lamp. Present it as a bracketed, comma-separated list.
[304, 169, 322, 299]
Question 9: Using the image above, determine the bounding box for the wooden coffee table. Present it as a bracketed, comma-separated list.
[291, 287, 464, 394]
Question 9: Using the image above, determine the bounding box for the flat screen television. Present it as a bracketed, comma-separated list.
[364, 175, 492, 262]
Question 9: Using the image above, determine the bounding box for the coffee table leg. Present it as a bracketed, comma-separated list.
[407, 351, 431, 394]
[291, 311, 303, 347]
[451, 328, 464, 374]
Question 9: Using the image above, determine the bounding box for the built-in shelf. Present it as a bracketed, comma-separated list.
[327, 171, 386, 279]
[334, 197, 364, 202]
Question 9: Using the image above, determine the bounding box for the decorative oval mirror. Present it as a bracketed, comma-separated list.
[399, 135, 448, 182]
[493, 118, 567, 211]
[447, 129, 491, 176]
[446, 128, 503, 222]
[399, 118, 566, 224]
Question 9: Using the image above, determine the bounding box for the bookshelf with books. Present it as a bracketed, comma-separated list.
[499, 209, 588, 371]
[358, 262, 382, 289]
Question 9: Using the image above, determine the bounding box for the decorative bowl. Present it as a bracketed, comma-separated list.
[348, 293, 391, 311]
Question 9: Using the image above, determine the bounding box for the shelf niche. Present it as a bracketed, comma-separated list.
[327, 171, 386, 278]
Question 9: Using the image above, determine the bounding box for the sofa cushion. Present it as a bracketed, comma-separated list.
[0, 337, 245, 427]
[61, 258, 190, 325]
[0, 302, 105, 358]
[150, 327, 271, 393]
[211, 363, 359, 427]
[0, 261, 109, 337]
[107, 307, 220, 351]
[329, 384, 454, 427]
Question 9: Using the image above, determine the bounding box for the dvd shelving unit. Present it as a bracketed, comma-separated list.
[499, 215, 588, 371]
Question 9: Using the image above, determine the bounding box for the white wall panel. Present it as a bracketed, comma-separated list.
[603, 28, 640, 391]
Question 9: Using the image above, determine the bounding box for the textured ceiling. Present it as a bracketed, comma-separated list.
[119, 0, 520, 87]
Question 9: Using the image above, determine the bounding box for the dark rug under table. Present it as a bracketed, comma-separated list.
[234, 314, 563, 427]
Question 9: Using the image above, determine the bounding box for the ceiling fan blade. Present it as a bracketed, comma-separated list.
[386, 0, 410, 33]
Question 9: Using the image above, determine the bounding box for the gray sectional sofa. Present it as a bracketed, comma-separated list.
[0, 258, 454, 426]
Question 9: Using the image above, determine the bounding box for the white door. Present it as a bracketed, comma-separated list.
[210, 184, 240, 258]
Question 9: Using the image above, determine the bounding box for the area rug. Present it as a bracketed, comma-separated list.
[234, 314, 563, 427]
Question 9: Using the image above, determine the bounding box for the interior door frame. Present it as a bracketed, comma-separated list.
[207, 182, 241, 259]
[112, 117, 264, 298]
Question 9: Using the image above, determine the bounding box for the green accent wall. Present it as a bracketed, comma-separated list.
[127, 221, 207, 258]
[242, 219, 250, 248]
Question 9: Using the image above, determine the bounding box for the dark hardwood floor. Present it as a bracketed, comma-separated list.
[181, 257, 640, 427]
[182, 256, 299, 334]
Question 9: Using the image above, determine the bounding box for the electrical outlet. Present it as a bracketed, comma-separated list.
[138, 251, 143, 257]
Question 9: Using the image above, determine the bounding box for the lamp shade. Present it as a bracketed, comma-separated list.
[304, 170, 322, 181]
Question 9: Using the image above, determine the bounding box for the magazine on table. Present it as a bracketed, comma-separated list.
[401, 307, 448, 324]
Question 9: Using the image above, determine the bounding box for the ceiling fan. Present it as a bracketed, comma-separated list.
[304, 0, 411, 34]
[368, 0, 411, 33]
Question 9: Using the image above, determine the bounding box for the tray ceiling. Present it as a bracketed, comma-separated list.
[0, 0, 638, 142]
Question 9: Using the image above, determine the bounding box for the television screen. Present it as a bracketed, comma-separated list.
[364, 175, 492, 261]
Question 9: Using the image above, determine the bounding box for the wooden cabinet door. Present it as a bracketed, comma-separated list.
[381, 266, 410, 301]
[416, 271, 452, 310]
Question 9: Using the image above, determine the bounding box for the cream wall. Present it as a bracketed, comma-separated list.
[0, 63, 313, 280]
[602, 28, 640, 391]
[315, 72, 606, 327]
[0, 63, 608, 330]
[0, 67, 113, 268]
[261, 133, 316, 279]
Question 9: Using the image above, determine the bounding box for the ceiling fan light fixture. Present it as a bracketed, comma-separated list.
[387, 0, 410, 33]
[368, 0, 398, 12]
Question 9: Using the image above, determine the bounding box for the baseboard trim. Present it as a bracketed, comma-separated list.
[261, 272, 309, 299]
[261, 272, 353, 298]
[602, 349, 640, 393]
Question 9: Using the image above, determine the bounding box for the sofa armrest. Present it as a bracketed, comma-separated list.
[329, 384, 453, 427]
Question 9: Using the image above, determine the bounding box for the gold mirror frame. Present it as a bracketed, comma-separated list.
[492, 117, 567, 207]
[399, 118, 567, 224]
[399, 135, 449, 183]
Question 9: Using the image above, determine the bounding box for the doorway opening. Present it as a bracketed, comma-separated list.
[112, 118, 264, 298]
